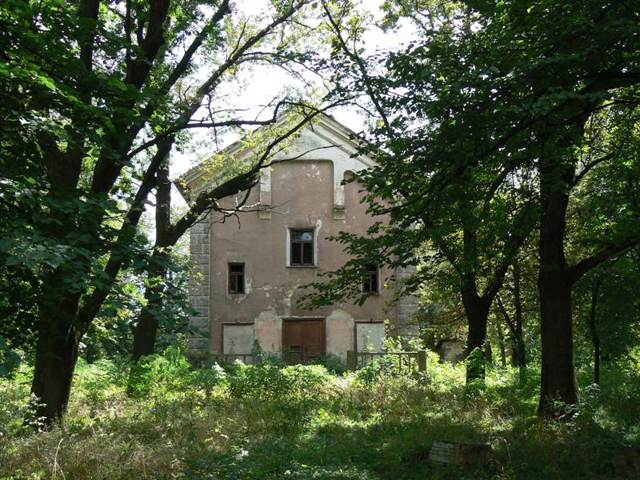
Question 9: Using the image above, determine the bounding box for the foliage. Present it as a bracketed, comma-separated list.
[0, 0, 337, 422]
[573, 251, 640, 363]
[310, 0, 640, 404]
[1, 346, 639, 479]
[0, 336, 21, 379]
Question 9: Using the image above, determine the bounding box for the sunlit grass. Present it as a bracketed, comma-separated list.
[1, 348, 638, 479]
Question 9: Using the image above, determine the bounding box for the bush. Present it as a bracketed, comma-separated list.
[0, 336, 21, 379]
[225, 363, 336, 434]
[126, 343, 194, 398]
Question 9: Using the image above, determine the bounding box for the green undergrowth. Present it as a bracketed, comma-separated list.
[1, 347, 639, 479]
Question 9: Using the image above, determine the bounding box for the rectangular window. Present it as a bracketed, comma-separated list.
[363, 264, 379, 293]
[228, 263, 245, 294]
[290, 229, 314, 266]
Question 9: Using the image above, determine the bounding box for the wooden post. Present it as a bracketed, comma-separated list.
[347, 350, 357, 371]
[418, 350, 427, 372]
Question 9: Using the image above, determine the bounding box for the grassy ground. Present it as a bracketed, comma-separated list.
[1, 348, 639, 479]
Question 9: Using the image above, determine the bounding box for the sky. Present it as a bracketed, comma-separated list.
[139, 0, 417, 244]
[169, 0, 415, 179]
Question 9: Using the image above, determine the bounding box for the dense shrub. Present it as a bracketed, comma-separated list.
[0, 336, 21, 379]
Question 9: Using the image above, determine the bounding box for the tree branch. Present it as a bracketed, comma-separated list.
[572, 150, 618, 186]
[569, 234, 640, 285]
[78, 0, 100, 73]
[168, 104, 326, 243]
[91, 0, 305, 196]
[322, 0, 393, 137]
[496, 294, 518, 338]
[77, 138, 174, 328]
[125, 98, 292, 160]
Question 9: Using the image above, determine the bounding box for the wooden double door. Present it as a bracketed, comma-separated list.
[283, 319, 325, 364]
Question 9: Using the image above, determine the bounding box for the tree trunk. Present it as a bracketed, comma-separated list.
[30, 279, 82, 425]
[538, 272, 577, 413]
[462, 284, 491, 383]
[511, 336, 527, 369]
[537, 152, 579, 416]
[131, 260, 167, 360]
[593, 327, 601, 387]
[496, 290, 527, 370]
[495, 322, 507, 368]
[588, 278, 602, 386]
[511, 260, 527, 368]
[131, 157, 171, 361]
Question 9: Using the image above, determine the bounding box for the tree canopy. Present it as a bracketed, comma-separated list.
[309, 0, 640, 414]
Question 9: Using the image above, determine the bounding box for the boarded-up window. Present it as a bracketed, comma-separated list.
[290, 229, 314, 266]
[223, 324, 254, 354]
[363, 264, 379, 293]
[356, 323, 385, 353]
[228, 263, 245, 294]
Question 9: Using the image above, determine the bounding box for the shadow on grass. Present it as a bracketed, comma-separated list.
[181, 404, 631, 480]
[182, 416, 491, 480]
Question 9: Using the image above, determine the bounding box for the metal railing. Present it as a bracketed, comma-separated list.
[347, 350, 427, 372]
[212, 350, 309, 365]
[213, 353, 255, 364]
[209, 350, 428, 373]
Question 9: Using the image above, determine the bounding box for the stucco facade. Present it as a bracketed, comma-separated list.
[182, 115, 417, 362]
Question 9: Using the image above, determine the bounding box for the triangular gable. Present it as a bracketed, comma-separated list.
[177, 113, 374, 204]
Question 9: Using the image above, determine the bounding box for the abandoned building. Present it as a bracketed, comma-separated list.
[180, 114, 417, 363]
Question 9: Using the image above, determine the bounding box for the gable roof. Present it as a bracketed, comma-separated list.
[176, 112, 375, 203]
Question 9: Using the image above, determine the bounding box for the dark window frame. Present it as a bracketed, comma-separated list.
[289, 229, 315, 266]
[228, 262, 245, 294]
[363, 264, 379, 294]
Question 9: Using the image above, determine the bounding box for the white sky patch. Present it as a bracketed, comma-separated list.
[143, 0, 418, 241]
[169, 0, 416, 176]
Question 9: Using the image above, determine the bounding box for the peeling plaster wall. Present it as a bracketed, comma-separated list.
[200, 159, 397, 355]
[255, 311, 282, 353]
[268, 128, 375, 218]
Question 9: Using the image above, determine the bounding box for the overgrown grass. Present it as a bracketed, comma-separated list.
[1, 347, 639, 479]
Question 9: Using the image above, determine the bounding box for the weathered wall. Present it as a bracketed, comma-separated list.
[204, 158, 396, 354]
[255, 310, 282, 353]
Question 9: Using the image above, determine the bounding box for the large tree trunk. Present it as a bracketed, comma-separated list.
[132, 259, 167, 360]
[131, 158, 171, 361]
[537, 151, 579, 416]
[30, 277, 82, 425]
[462, 284, 491, 383]
[538, 272, 577, 413]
